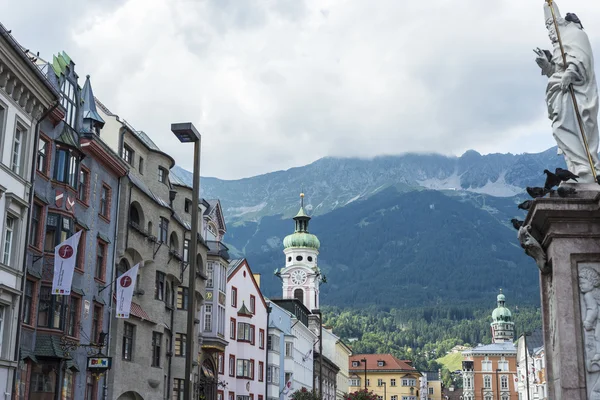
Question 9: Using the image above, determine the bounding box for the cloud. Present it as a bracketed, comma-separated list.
[2, 0, 600, 179]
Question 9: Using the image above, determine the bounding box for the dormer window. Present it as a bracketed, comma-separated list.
[158, 167, 167, 184]
[352, 361, 359, 367]
[377, 361, 385, 367]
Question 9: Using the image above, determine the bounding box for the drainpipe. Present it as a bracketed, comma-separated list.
[12, 100, 60, 400]
[265, 303, 271, 398]
[167, 302, 174, 400]
[103, 172, 123, 400]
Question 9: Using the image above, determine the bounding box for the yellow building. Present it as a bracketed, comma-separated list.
[349, 354, 422, 400]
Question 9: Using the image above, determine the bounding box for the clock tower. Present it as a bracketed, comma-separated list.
[280, 193, 322, 310]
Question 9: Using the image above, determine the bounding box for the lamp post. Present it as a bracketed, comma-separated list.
[382, 381, 386, 400]
[361, 358, 367, 391]
[312, 309, 323, 399]
[171, 122, 202, 400]
[522, 332, 531, 400]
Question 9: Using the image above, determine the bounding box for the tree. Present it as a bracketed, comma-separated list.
[345, 389, 379, 400]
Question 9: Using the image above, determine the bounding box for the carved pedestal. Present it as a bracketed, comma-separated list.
[525, 189, 600, 400]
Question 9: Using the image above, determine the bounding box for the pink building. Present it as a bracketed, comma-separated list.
[221, 259, 268, 400]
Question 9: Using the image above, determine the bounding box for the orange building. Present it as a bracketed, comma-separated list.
[461, 291, 518, 400]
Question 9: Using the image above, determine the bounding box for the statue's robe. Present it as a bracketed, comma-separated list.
[546, 22, 600, 181]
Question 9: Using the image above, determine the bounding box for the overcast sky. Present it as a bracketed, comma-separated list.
[2, 0, 600, 180]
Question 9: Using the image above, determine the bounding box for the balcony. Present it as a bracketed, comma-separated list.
[206, 240, 230, 260]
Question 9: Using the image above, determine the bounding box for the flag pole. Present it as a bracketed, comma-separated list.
[546, 0, 598, 182]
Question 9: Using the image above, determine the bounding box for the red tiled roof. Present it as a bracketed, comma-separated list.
[349, 354, 418, 372]
[130, 302, 153, 322]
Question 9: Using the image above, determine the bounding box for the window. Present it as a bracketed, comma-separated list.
[67, 296, 80, 337]
[85, 372, 97, 400]
[204, 304, 212, 331]
[62, 370, 74, 400]
[159, 217, 168, 243]
[390, 379, 396, 387]
[175, 333, 186, 356]
[0, 306, 4, 355]
[30, 203, 42, 248]
[218, 305, 226, 337]
[173, 378, 184, 400]
[236, 359, 252, 379]
[267, 366, 280, 384]
[482, 360, 492, 372]
[230, 318, 236, 339]
[231, 287, 237, 307]
[285, 342, 293, 357]
[402, 379, 416, 387]
[352, 361, 359, 367]
[390, 396, 397, 400]
[54, 149, 79, 188]
[498, 359, 509, 371]
[267, 334, 280, 351]
[484, 375, 492, 389]
[44, 214, 73, 252]
[429, 387, 434, 395]
[377, 379, 383, 387]
[465, 377, 472, 389]
[350, 379, 361, 387]
[3, 215, 15, 265]
[152, 332, 162, 367]
[12, 125, 25, 175]
[155, 271, 165, 300]
[37, 286, 66, 329]
[207, 263, 214, 288]
[99, 185, 110, 218]
[218, 353, 224, 374]
[185, 199, 192, 213]
[501, 396, 509, 400]
[366, 379, 370, 386]
[31, 362, 57, 394]
[250, 295, 256, 314]
[123, 323, 134, 361]
[177, 287, 188, 310]
[138, 157, 144, 174]
[258, 361, 264, 381]
[229, 355, 235, 376]
[259, 329, 265, 349]
[23, 280, 34, 325]
[377, 361, 385, 367]
[183, 239, 190, 263]
[237, 322, 254, 342]
[158, 167, 167, 183]
[122, 145, 133, 165]
[91, 304, 102, 343]
[95, 241, 106, 281]
[37, 137, 49, 174]
[229, 392, 235, 400]
[61, 78, 77, 127]
[501, 375, 508, 390]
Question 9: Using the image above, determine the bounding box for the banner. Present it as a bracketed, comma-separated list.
[51, 230, 83, 295]
[116, 263, 139, 318]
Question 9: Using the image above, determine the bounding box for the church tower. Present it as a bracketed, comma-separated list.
[280, 193, 322, 311]
[490, 289, 515, 343]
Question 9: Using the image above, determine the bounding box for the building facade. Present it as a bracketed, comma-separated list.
[267, 299, 316, 400]
[222, 259, 268, 400]
[462, 292, 518, 400]
[419, 371, 442, 400]
[516, 330, 546, 400]
[348, 354, 422, 400]
[0, 24, 58, 399]
[321, 327, 352, 400]
[17, 51, 127, 400]
[97, 99, 208, 400]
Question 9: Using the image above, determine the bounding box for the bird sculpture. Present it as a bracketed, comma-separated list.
[555, 168, 579, 182]
[518, 200, 533, 211]
[543, 169, 562, 190]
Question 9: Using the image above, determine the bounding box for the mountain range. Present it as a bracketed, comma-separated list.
[173, 147, 568, 308]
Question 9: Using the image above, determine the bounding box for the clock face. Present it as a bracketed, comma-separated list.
[291, 270, 308, 285]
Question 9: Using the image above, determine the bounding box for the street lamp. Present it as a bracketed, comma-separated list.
[381, 381, 386, 400]
[522, 332, 531, 400]
[312, 309, 323, 399]
[172, 122, 202, 400]
[495, 369, 501, 400]
[361, 358, 367, 391]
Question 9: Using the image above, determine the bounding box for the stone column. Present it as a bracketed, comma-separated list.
[524, 188, 600, 400]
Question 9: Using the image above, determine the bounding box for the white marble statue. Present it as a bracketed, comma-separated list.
[579, 265, 600, 399]
[535, 1, 600, 183]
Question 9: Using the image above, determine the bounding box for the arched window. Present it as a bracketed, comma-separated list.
[501, 375, 508, 390]
[484, 376, 491, 389]
[117, 259, 130, 277]
[169, 232, 179, 251]
[294, 288, 304, 304]
[130, 205, 140, 225]
[148, 221, 153, 235]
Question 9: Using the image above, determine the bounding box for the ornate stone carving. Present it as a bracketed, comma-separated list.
[518, 225, 551, 273]
[535, 1, 600, 182]
[579, 264, 600, 399]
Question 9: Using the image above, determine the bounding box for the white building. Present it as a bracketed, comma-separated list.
[222, 259, 268, 400]
[516, 330, 547, 400]
[321, 327, 352, 400]
[0, 24, 57, 397]
[267, 299, 316, 400]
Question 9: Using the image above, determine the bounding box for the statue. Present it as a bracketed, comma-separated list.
[534, 1, 600, 183]
[517, 225, 550, 274]
[579, 265, 600, 399]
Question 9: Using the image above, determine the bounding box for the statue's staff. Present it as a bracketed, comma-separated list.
[546, 0, 598, 182]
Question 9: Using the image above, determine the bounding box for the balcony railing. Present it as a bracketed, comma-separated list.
[206, 240, 230, 260]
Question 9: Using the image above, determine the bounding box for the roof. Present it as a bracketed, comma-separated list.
[424, 371, 440, 381]
[227, 258, 268, 309]
[463, 342, 517, 355]
[170, 168, 192, 189]
[35, 334, 68, 358]
[80, 75, 104, 125]
[131, 301, 153, 323]
[228, 259, 245, 277]
[129, 171, 171, 209]
[524, 328, 544, 355]
[349, 354, 419, 373]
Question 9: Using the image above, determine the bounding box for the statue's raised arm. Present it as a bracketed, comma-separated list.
[538, 0, 600, 183]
